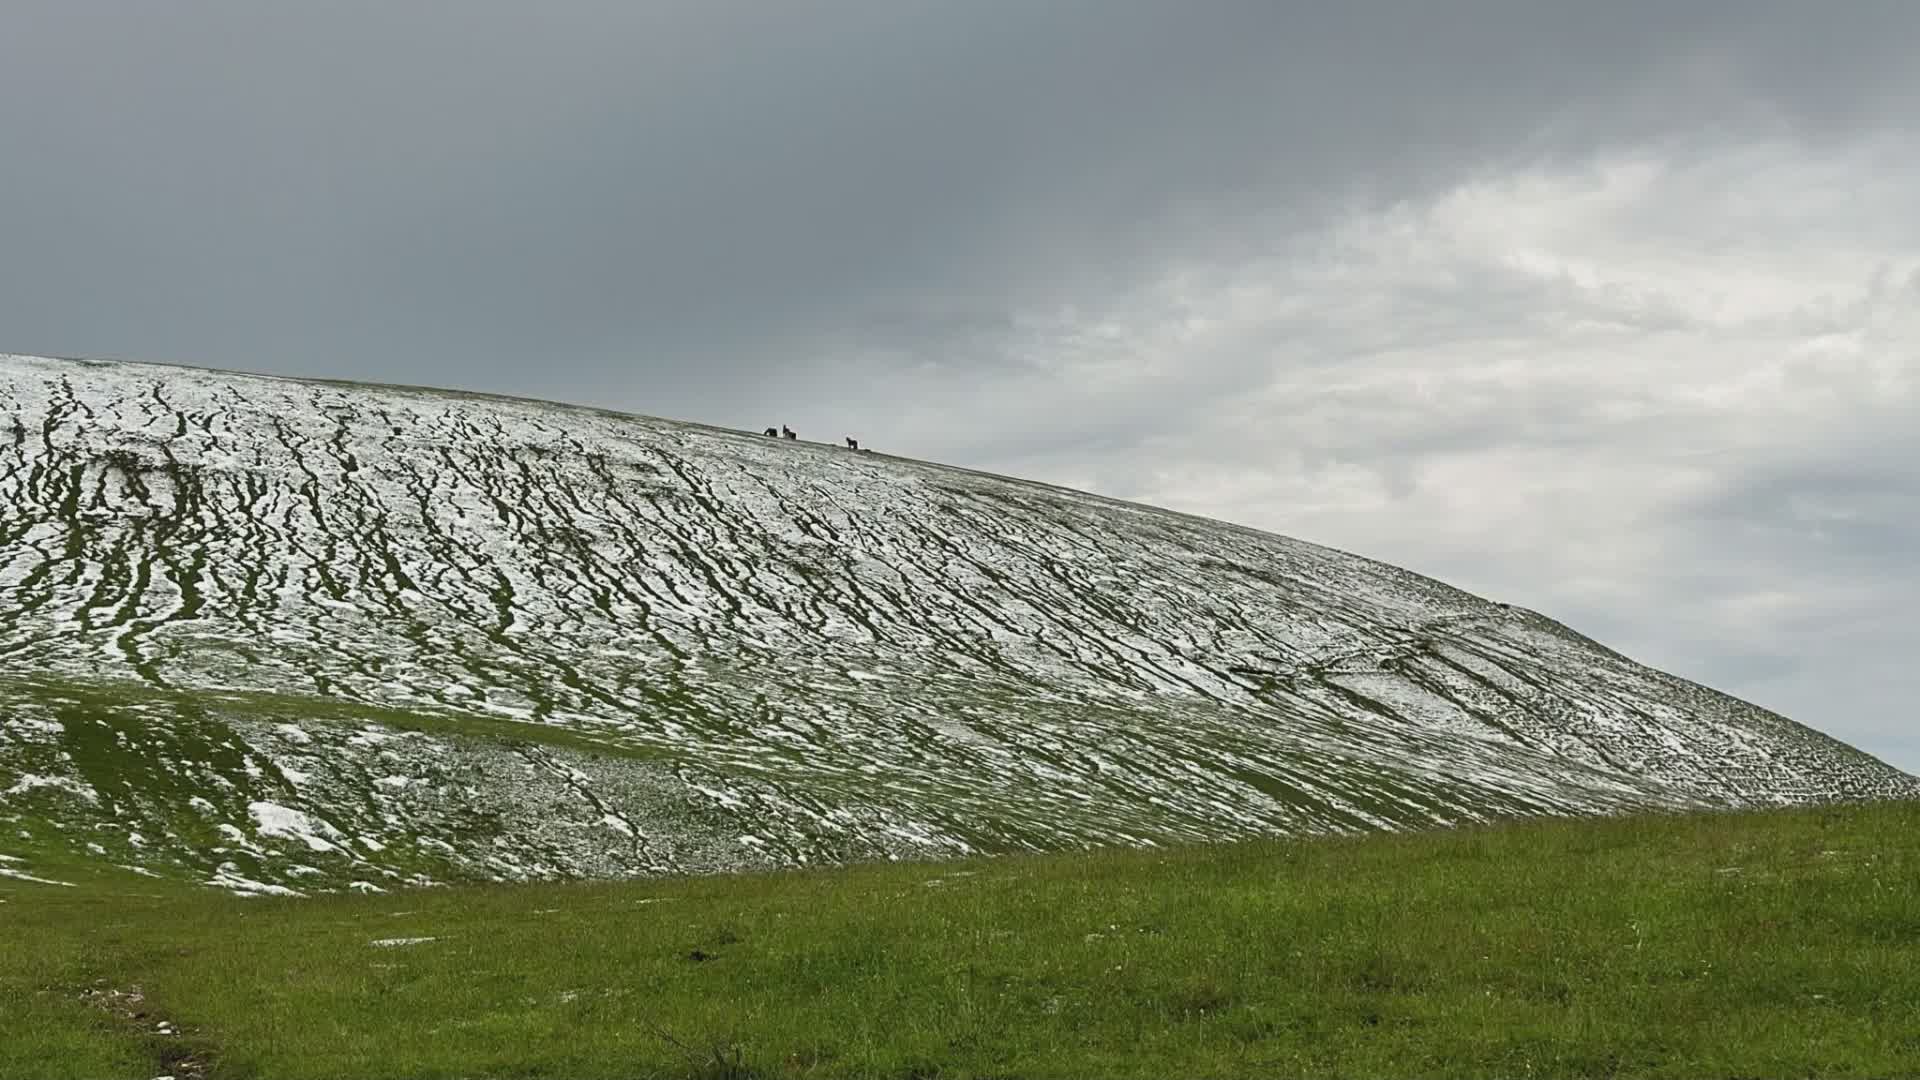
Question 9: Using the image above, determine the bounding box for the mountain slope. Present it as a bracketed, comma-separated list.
[1, 352, 1912, 894]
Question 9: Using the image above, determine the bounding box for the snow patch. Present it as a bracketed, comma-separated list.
[0, 866, 76, 887]
[248, 801, 344, 853]
[2, 774, 100, 804]
[209, 862, 305, 897]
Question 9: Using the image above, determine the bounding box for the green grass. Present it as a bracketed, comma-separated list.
[4, 801, 1918, 1080]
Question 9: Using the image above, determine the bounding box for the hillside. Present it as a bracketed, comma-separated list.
[0, 351, 1914, 895]
[8, 802, 1920, 1080]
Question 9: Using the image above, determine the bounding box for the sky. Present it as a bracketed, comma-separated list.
[2, 2, 1915, 772]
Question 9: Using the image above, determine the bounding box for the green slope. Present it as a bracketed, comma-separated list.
[5, 800, 1918, 1080]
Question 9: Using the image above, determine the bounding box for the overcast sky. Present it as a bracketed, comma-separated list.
[3, 2, 1915, 772]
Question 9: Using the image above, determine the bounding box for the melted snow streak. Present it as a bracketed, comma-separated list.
[0, 353, 1913, 892]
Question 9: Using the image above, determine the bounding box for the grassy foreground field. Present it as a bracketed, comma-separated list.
[5, 801, 1918, 1080]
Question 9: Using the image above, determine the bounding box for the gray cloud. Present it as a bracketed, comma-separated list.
[2, 2, 1916, 770]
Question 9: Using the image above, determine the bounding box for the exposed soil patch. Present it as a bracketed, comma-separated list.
[78, 982, 213, 1079]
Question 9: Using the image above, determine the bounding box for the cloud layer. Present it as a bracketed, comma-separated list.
[2, 3, 1915, 768]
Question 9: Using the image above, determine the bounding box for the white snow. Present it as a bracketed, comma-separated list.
[2, 774, 100, 804]
[248, 801, 343, 854]
[0, 866, 76, 887]
[208, 863, 305, 897]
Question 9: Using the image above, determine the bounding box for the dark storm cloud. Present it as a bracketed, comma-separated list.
[1, 2, 1916, 768]
[4, 1, 1912, 401]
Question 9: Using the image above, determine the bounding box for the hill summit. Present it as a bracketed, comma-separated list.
[1, 352, 1913, 894]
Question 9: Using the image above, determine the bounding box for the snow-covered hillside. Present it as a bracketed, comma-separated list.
[1, 353, 1913, 894]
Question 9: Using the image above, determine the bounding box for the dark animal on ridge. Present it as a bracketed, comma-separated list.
[782, 425, 796, 440]
[845, 436, 860, 451]
[763, 426, 778, 437]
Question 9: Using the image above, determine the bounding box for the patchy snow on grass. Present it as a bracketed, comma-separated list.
[248, 801, 343, 854]
[2, 773, 100, 804]
[1, 350, 1915, 896]
[208, 862, 305, 898]
[0, 865, 77, 887]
